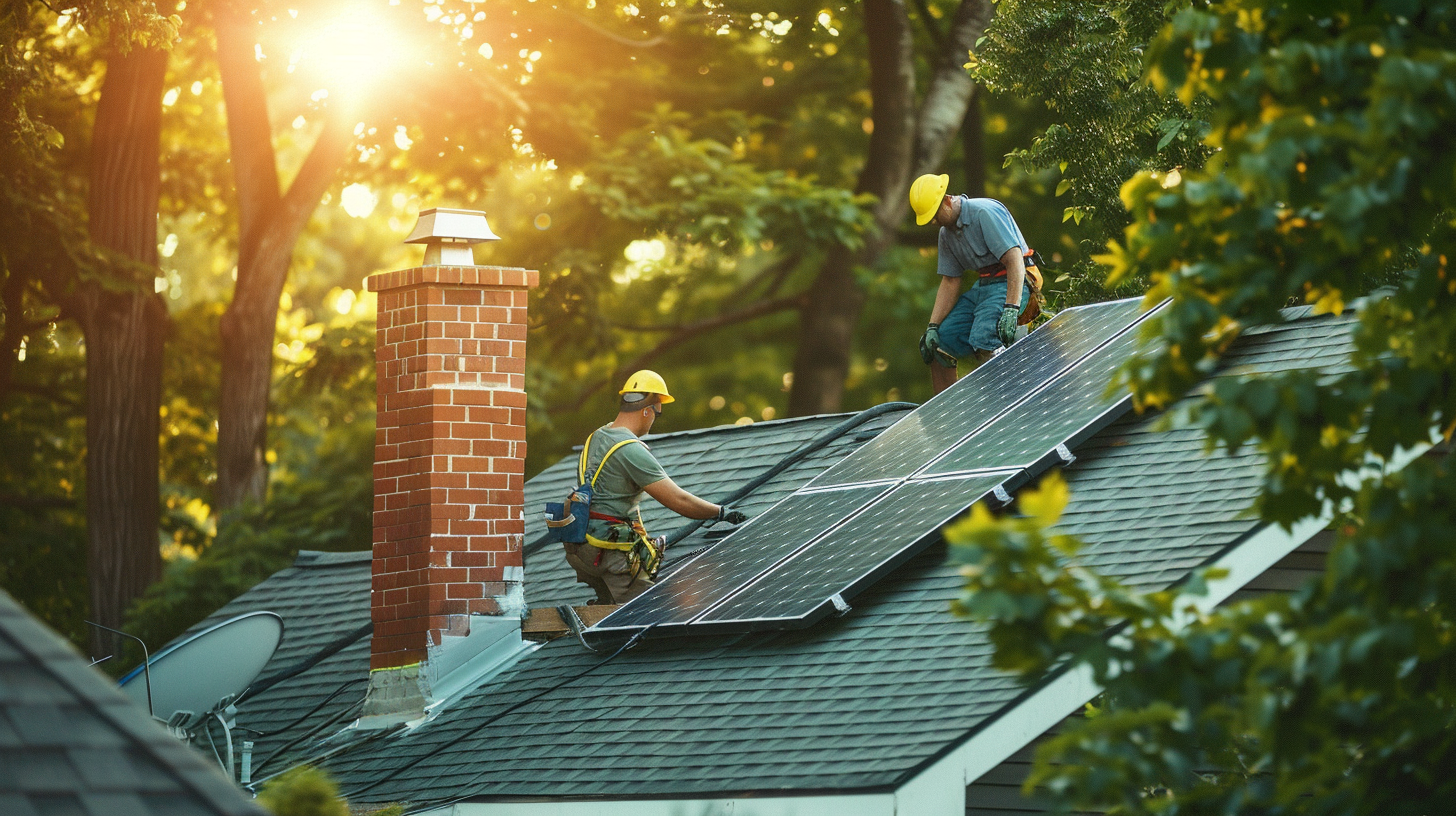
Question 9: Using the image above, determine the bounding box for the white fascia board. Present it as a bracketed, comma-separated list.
[442, 792, 896, 816]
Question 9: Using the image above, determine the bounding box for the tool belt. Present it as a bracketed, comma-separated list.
[584, 511, 663, 579]
[975, 249, 1045, 326]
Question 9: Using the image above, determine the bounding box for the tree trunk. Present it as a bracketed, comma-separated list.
[78, 46, 169, 657]
[787, 0, 993, 415]
[962, 92, 986, 198]
[213, 14, 352, 511]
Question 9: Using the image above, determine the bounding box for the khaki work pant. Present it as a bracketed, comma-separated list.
[562, 541, 654, 605]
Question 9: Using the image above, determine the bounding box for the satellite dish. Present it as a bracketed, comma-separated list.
[119, 611, 284, 722]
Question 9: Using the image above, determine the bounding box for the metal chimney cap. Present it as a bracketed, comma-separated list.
[403, 207, 501, 245]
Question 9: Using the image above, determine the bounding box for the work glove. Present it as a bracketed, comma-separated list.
[996, 304, 1020, 347]
[919, 323, 957, 367]
[715, 505, 748, 525]
[919, 323, 941, 365]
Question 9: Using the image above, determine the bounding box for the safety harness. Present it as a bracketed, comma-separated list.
[542, 430, 663, 579]
[976, 248, 1047, 326]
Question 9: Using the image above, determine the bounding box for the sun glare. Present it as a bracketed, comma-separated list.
[293, 7, 413, 99]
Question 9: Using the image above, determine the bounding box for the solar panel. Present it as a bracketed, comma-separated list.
[809, 298, 1148, 487]
[692, 473, 1011, 630]
[591, 483, 890, 633]
[588, 297, 1163, 640]
[922, 307, 1156, 476]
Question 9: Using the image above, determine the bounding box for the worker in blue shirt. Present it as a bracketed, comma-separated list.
[908, 173, 1034, 395]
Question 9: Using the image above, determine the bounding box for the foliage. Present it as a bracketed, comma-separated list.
[974, 0, 1213, 305]
[2, 0, 1091, 652]
[956, 1, 1456, 814]
[123, 313, 375, 656]
[0, 324, 88, 645]
[256, 765, 349, 816]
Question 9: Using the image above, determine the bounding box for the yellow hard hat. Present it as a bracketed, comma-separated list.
[909, 173, 950, 226]
[619, 369, 675, 404]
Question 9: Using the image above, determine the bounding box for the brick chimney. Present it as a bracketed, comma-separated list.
[360, 209, 538, 722]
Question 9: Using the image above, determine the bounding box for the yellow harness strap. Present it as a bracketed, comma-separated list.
[578, 431, 643, 489]
[577, 431, 647, 553]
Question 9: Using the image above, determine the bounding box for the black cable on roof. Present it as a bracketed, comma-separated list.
[238, 621, 373, 704]
[522, 402, 916, 559]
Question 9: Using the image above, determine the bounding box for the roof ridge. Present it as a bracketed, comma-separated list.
[292, 550, 372, 568]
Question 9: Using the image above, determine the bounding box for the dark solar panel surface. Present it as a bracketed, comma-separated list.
[697, 473, 1009, 627]
[594, 298, 1160, 636]
[593, 484, 889, 632]
[810, 298, 1148, 487]
[924, 305, 1155, 475]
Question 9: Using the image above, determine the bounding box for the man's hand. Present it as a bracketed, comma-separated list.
[715, 505, 748, 525]
[997, 304, 1019, 346]
[919, 323, 942, 365]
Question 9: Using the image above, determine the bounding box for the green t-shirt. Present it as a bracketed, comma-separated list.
[580, 424, 668, 521]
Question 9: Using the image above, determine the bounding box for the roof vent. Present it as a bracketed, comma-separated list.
[403, 207, 500, 266]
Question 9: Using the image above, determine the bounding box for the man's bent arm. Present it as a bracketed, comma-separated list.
[643, 477, 720, 520]
[1000, 246, 1025, 308]
[929, 275, 962, 324]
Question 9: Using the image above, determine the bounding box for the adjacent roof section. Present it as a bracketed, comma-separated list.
[0, 590, 267, 816]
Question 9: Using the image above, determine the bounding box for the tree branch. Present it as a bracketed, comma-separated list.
[553, 292, 807, 414]
[562, 12, 666, 48]
[912, 0, 994, 175]
[214, 12, 283, 270]
[910, 0, 949, 53]
[612, 253, 803, 332]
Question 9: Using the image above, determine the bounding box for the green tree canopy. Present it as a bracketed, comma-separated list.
[955, 1, 1456, 813]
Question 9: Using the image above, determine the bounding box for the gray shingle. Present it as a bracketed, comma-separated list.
[0, 591, 267, 816]
[196, 309, 1354, 808]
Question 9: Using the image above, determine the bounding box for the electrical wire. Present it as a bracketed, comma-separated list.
[201, 714, 226, 772]
[339, 624, 658, 804]
[249, 691, 367, 780]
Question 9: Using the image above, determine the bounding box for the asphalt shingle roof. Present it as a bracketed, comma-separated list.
[182, 306, 1355, 808]
[0, 590, 267, 816]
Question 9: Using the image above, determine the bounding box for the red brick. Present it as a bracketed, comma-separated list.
[447, 582, 484, 600]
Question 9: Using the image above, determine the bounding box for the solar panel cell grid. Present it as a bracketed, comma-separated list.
[924, 307, 1155, 475]
[592, 484, 890, 632]
[810, 298, 1148, 487]
[697, 474, 1010, 627]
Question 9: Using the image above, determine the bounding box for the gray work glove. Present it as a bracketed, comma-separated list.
[919, 323, 941, 365]
[996, 304, 1020, 347]
[919, 323, 957, 367]
[715, 505, 748, 525]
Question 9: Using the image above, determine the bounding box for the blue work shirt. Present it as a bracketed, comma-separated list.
[936, 197, 1028, 278]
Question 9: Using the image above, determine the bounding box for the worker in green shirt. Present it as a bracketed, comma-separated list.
[562, 370, 749, 604]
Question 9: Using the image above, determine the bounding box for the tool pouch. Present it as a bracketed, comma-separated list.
[543, 484, 592, 544]
[630, 534, 665, 580]
[1020, 250, 1046, 326]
